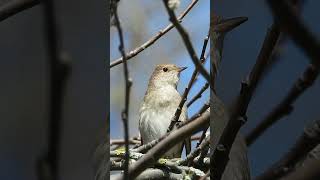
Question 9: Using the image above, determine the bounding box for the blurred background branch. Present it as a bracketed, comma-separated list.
[0, 0, 39, 22]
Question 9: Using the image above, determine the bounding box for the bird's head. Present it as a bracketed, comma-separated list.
[149, 64, 187, 88]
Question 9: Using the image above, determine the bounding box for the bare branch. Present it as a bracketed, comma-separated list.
[162, 0, 211, 86]
[245, 64, 319, 145]
[167, 32, 210, 132]
[110, 0, 199, 68]
[267, 0, 320, 64]
[189, 101, 209, 121]
[246, 0, 320, 146]
[112, 1, 132, 179]
[178, 137, 210, 166]
[255, 119, 320, 180]
[187, 82, 209, 107]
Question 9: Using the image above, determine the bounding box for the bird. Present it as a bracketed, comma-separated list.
[210, 14, 250, 180]
[138, 64, 191, 158]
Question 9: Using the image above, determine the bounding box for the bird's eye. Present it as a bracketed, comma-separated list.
[163, 67, 168, 72]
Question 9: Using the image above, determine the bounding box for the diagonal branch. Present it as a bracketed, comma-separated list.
[162, 0, 211, 86]
[167, 32, 210, 132]
[110, 0, 199, 68]
[267, 0, 320, 65]
[245, 64, 320, 145]
[187, 82, 209, 107]
[255, 119, 320, 180]
[178, 136, 210, 166]
[246, 0, 320, 145]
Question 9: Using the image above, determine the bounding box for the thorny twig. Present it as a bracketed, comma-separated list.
[112, 1, 132, 179]
[211, 24, 280, 180]
[110, 0, 199, 68]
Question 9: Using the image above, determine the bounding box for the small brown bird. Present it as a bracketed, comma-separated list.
[139, 64, 191, 158]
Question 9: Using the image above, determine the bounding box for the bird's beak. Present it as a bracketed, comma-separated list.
[214, 16, 248, 34]
[178, 66, 187, 72]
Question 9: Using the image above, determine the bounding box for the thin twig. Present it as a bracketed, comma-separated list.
[110, 0, 199, 68]
[255, 119, 320, 180]
[260, 0, 306, 84]
[167, 31, 210, 132]
[187, 82, 209, 107]
[112, 1, 132, 179]
[0, 0, 39, 22]
[162, 0, 211, 87]
[196, 126, 208, 148]
[211, 24, 280, 180]
[267, 0, 320, 64]
[36, 0, 70, 180]
[246, 0, 320, 146]
[189, 101, 210, 121]
[178, 137, 210, 166]
[245, 64, 320, 145]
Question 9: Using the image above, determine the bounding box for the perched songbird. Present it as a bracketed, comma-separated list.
[139, 64, 191, 158]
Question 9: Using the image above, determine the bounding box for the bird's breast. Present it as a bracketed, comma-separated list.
[139, 87, 181, 143]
